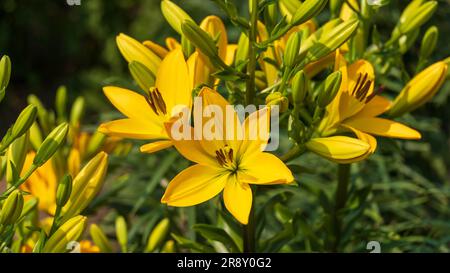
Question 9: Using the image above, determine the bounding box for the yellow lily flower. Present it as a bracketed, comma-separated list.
[161, 88, 294, 224]
[99, 49, 192, 153]
[318, 51, 421, 155]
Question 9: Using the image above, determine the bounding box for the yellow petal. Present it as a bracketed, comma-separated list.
[223, 175, 252, 225]
[161, 164, 227, 207]
[98, 119, 166, 140]
[140, 140, 173, 154]
[239, 107, 270, 159]
[306, 136, 371, 163]
[165, 37, 181, 51]
[340, 125, 377, 163]
[257, 21, 279, 86]
[143, 40, 169, 59]
[187, 52, 210, 88]
[347, 59, 375, 97]
[354, 95, 391, 118]
[344, 117, 422, 139]
[156, 49, 192, 112]
[103, 86, 159, 121]
[240, 153, 294, 185]
[200, 15, 228, 62]
[225, 44, 237, 66]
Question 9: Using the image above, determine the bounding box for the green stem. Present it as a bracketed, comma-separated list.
[332, 163, 351, 252]
[245, 0, 258, 106]
[1, 164, 38, 198]
[243, 188, 255, 253]
[281, 144, 304, 162]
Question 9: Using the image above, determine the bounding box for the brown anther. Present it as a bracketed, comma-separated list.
[351, 73, 373, 103]
[145, 88, 167, 116]
[215, 145, 234, 168]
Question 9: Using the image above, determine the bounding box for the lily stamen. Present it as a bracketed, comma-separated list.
[145, 87, 168, 116]
[351, 73, 373, 103]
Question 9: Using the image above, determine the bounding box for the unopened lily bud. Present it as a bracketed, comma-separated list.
[181, 34, 195, 59]
[85, 131, 107, 159]
[235, 33, 249, 65]
[420, 26, 438, 60]
[292, 70, 308, 106]
[29, 122, 43, 150]
[11, 105, 37, 141]
[145, 218, 170, 252]
[129, 61, 155, 93]
[42, 215, 87, 253]
[19, 197, 38, 220]
[291, 0, 328, 26]
[279, 0, 301, 21]
[389, 61, 448, 117]
[266, 92, 289, 113]
[161, 240, 175, 253]
[284, 32, 301, 68]
[398, 1, 437, 34]
[33, 123, 69, 167]
[116, 33, 161, 75]
[308, 18, 359, 62]
[70, 97, 85, 129]
[0, 190, 24, 225]
[182, 20, 220, 65]
[6, 132, 29, 184]
[115, 216, 128, 252]
[56, 175, 72, 207]
[161, 0, 194, 35]
[0, 55, 11, 91]
[55, 86, 67, 123]
[330, 0, 343, 18]
[61, 152, 108, 221]
[318, 71, 342, 108]
[306, 136, 370, 163]
[90, 224, 113, 253]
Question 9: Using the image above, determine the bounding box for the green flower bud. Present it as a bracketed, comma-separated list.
[0, 55, 11, 91]
[33, 123, 69, 167]
[115, 216, 128, 252]
[420, 26, 438, 60]
[55, 86, 67, 123]
[330, 0, 344, 18]
[145, 218, 170, 253]
[90, 224, 113, 253]
[6, 132, 29, 184]
[161, 240, 176, 253]
[398, 1, 437, 34]
[292, 70, 308, 106]
[181, 34, 195, 59]
[11, 105, 37, 141]
[85, 131, 107, 159]
[291, 0, 328, 26]
[318, 71, 342, 108]
[0, 190, 24, 225]
[56, 175, 72, 208]
[70, 97, 85, 129]
[129, 61, 155, 93]
[279, 0, 301, 21]
[235, 33, 249, 66]
[29, 122, 43, 150]
[284, 32, 301, 68]
[266, 92, 289, 113]
[182, 20, 220, 65]
[161, 0, 194, 35]
[42, 215, 87, 253]
[308, 18, 359, 62]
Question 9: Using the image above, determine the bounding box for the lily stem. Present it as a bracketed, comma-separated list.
[332, 163, 351, 252]
[245, 0, 258, 106]
[243, 188, 256, 253]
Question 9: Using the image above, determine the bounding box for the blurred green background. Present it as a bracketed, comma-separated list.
[0, 0, 449, 252]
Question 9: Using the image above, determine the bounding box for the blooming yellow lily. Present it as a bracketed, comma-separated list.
[99, 49, 192, 153]
[318, 51, 421, 156]
[161, 88, 294, 224]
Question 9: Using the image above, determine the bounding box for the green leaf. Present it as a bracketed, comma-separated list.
[193, 224, 240, 253]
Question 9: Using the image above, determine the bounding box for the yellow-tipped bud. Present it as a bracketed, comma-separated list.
[306, 136, 370, 163]
[279, 0, 301, 21]
[115, 216, 128, 252]
[318, 70, 342, 108]
[56, 175, 73, 208]
[292, 70, 308, 105]
[308, 18, 359, 62]
[6, 132, 29, 184]
[0, 55, 11, 102]
[0, 190, 24, 225]
[266, 92, 289, 113]
[420, 26, 438, 60]
[29, 122, 43, 151]
[145, 218, 170, 253]
[61, 152, 108, 221]
[182, 20, 220, 65]
[389, 61, 448, 117]
[11, 104, 37, 141]
[129, 61, 155, 93]
[33, 123, 69, 167]
[70, 97, 85, 129]
[292, 0, 328, 26]
[398, 1, 437, 35]
[235, 33, 249, 65]
[161, 240, 176, 253]
[42, 215, 87, 253]
[284, 32, 301, 68]
[90, 224, 113, 253]
[116, 33, 161, 75]
[161, 0, 194, 35]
